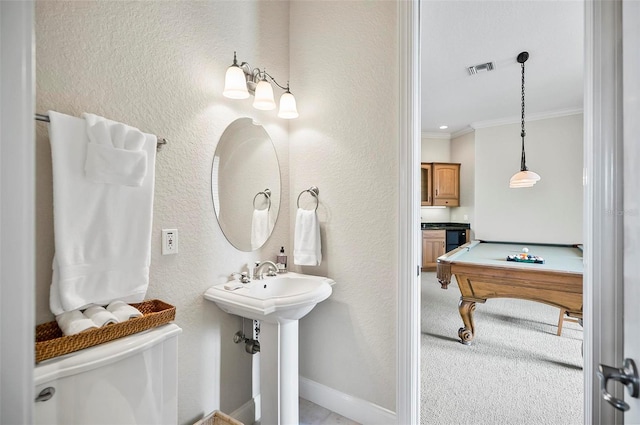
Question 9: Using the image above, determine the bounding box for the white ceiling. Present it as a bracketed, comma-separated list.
[421, 0, 584, 136]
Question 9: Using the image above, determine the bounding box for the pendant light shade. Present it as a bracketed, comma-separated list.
[509, 170, 541, 188]
[253, 77, 276, 110]
[278, 91, 299, 119]
[509, 51, 541, 188]
[223, 52, 249, 99]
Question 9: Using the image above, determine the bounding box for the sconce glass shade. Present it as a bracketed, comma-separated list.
[253, 80, 276, 110]
[278, 92, 299, 119]
[509, 170, 541, 188]
[223, 65, 249, 99]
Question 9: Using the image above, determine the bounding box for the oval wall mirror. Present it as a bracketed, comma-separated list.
[212, 118, 281, 251]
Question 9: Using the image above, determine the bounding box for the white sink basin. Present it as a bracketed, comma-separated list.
[204, 272, 334, 323]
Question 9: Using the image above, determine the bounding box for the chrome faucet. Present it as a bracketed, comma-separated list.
[254, 260, 278, 279]
[231, 272, 251, 284]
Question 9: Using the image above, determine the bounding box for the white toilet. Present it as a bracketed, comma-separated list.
[34, 323, 181, 425]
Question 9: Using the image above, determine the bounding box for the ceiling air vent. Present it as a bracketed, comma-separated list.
[467, 62, 495, 75]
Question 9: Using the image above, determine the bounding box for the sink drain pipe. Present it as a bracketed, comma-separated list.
[234, 319, 260, 354]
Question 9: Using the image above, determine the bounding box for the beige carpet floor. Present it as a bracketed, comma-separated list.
[420, 272, 583, 425]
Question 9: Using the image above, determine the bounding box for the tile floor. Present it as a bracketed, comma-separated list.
[252, 398, 360, 425]
[299, 398, 361, 425]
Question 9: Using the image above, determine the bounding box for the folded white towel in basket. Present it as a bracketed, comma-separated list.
[83, 305, 119, 327]
[55, 310, 98, 336]
[106, 300, 143, 322]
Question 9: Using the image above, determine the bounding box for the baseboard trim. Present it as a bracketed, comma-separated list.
[230, 396, 256, 425]
[299, 376, 396, 425]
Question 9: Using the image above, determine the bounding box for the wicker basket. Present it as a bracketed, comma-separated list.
[35, 299, 175, 363]
[194, 410, 244, 425]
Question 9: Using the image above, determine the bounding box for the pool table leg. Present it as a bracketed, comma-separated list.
[458, 298, 476, 345]
[437, 263, 452, 289]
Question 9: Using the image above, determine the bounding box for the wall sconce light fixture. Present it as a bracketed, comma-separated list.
[509, 51, 541, 188]
[223, 51, 299, 119]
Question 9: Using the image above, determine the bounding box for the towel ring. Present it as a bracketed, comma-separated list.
[296, 186, 319, 211]
[253, 189, 271, 211]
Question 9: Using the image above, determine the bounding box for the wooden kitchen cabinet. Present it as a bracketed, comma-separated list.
[420, 162, 460, 207]
[422, 229, 446, 270]
[420, 163, 433, 205]
[433, 163, 460, 206]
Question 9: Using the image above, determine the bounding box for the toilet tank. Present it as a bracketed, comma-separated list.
[34, 323, 181, 425]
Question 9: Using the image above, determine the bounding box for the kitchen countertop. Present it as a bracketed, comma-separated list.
[421, 222, 470, 230]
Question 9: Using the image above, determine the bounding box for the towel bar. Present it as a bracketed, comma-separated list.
[253, 188, 271, 210]
[35, 113, 168, 151]
[297, 186, 319, 211]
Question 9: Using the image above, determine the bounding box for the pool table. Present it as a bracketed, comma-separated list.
[436, 240, 583, 345]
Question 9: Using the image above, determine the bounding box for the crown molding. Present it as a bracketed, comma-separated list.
[422, 108, 583, 140]
[450, 126, 475, 139]
[471, 107, 583, 130]
[421, 132, 451, 140]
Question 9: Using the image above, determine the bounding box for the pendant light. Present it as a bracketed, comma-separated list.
[509, 51, 541, 188]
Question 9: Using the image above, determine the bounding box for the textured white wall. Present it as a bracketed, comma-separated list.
[35, 2, 290, 424]
[289, 1, 398, 411]
[475, 114, 583, 243]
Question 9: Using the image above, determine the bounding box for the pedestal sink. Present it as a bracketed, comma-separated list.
[204, 272, 334, 425]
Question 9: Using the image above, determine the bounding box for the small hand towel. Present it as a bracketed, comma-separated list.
[251, 208, 272, 250]
[106, 300, 143, 322]
[83, 113, 148, 186]
[294, 208, 322, 266]
[224, 281, 244, 291]
[47, 111, 157, 315]
[55, 310, 98, 336]
[83, 305, 119, 327]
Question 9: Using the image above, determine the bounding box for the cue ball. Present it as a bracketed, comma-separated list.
[522, 247, 529, 253]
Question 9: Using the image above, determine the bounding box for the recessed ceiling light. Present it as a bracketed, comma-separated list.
[439, 125, 448, 130]
[467, 62, 495, 75]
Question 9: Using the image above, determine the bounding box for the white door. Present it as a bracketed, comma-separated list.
[622, 0, 640, 421]
[590, 0, 640, 422]
[0, 2, 35, 424]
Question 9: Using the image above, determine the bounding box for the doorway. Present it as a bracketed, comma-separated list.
[418, 2, 584, 423]
[398, 1, 629, 423]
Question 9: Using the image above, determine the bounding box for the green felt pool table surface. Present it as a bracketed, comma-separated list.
[442, 240, 583, 273]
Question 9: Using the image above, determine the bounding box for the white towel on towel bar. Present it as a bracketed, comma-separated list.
[251, 208, 273, 250]
[293, 208, 322, 266]
[83, 113, 148, 186]
[47, 111, 157, 315]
